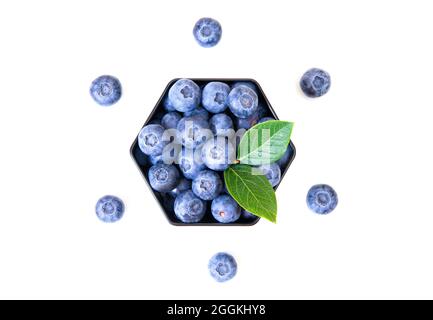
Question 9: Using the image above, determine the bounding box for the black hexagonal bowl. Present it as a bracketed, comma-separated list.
[130, 78, 296, 226]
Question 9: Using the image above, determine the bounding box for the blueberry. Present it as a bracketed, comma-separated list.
[133, 147, 147, 166]
[228, 85, 258, 119]
[201, 136, 236, 171]
[138, 124, 168, 156]
[90, 75, 122, 106]
[257, 116, 275, 124]
[192, 170, 222, 200]
[184, 106, 209, 121]
[168, 79, 201, 112]
[257, 163, 281, 187]
[177, 116, 211, 149]
[177, 147, 206, 180]
[193, 17, 222, 48]
[275, 144, 294, 168]
[232, 81, 257, 91]
[211, 194, 241, 223]
[208, 252, 237, 282]
[209, 113, 234, 137]
[202, 82, 230, 113]
[161, 111, 181, 129]
[174, 190, 206, 223]
[306, 184, 338, 214]
[95, 195, 124, 223]
[300, 68, 331, 98]
[148, 164, 180, 192]
[169, 178, 192, 197]
[163, 96, 176, 112]
[242, 210, 258, 220]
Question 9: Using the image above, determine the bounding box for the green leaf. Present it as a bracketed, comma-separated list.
[237, 120, 294, 166]
[224, 164, 277, 223]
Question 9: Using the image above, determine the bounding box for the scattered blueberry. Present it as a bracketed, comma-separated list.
[192, 170, 223, 200]
[193, 17, 222, 48]
[209, 113, 234, 137]
[208, 252, 237, 282]
[202, 82, 230, 113]
[306, 184, 338, 214]
[90, 75, 122, 106]
[257, 163, 281, 187]
[228, 85, 258, 119]
[168, 79, 201, 112]
[300, 68, 331, 98]
[257, 116, 275, 124]
[211, 194, 241, 223]
[148, 163, 180, 192]
[138, 124, 168, 156]
[184, 106, 210, 121]
[177, 116, 211, 149]
[169, 178, 192, 197]
[174, 190, 206, 223]
[201, 136, 236, 171]
[242, 210, 258, 220]
[161, 111, 182, 129]
[177, 147, 206, 180]
[275, 144, 294, 168]
[95, 195, 124, 223]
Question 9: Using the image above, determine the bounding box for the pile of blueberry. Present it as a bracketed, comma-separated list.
[132, 78, 295, 225]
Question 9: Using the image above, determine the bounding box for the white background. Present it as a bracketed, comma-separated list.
[0, 0, 432, 300]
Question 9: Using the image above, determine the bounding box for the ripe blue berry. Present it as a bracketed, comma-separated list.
[95, 195, 124, 223]
[174, 190, 206, 223]
[192, 170, 222, 200]
[228, 85, 258, 119]
[300, 68, 331, 98]
[208, 252, 237, 282]
[90, 75, 122, 106]
[193, 18, 222, 48]
[202, 82, 230, 113]
[168, 79, 201, 112]
[209, 113, 234, 137]
[177, 116, 211, 149]
[211, 194, 241, 223]
[306, 184, 338, 214]
[148, 163, 180, 192]
[161, 111, 181, 129]
[257, 163, 281, 187]
[177, 147, 206, 180]
[201, 136, 236, 171]
[138, 124, 168, 156]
